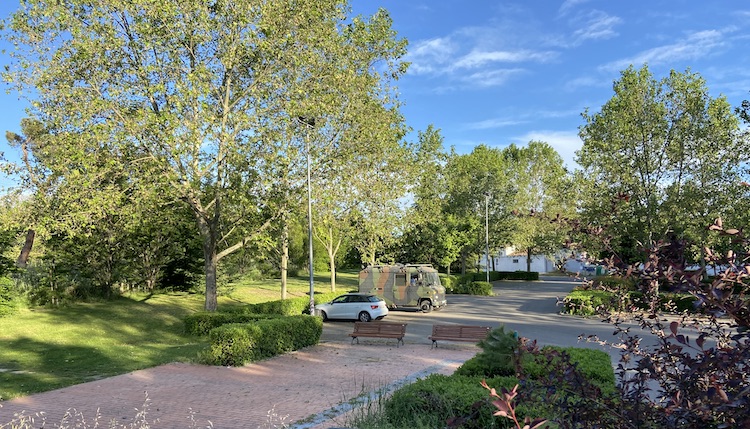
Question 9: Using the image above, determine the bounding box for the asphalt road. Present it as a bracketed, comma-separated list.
[322, 275, 635, 364]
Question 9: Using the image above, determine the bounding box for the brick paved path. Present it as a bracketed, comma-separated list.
[0, 341, 478, 429]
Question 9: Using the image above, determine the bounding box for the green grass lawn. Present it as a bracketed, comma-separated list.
[0, 271, 358, 401]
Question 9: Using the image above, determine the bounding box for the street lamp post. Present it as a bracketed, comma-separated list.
[485, 192, 490, 283]
[299, 117, 316, 315]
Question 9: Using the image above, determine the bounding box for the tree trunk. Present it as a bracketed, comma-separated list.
[195, 208, 219, 312]
[281, 218, 288, 300]
[203, 241, 219, 312]
[527, 248, 532, 273]
[329, 254, 336, 292]
[16, 229, 34, 268]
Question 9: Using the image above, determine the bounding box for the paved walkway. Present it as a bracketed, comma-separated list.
[0, 339, 478, 429]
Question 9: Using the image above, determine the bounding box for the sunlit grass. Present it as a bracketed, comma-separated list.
[0, 271, 359, 400]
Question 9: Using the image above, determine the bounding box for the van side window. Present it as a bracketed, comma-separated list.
[396, 273, 406, 285]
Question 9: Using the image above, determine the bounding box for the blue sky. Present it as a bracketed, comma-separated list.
[350, 0, 750, 169]
[1, 1, 749, 171]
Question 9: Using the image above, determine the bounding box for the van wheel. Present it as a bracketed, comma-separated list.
[420, 300, 432, 313]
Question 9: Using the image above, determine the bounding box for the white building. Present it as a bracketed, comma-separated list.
[480, 247, 557, 273]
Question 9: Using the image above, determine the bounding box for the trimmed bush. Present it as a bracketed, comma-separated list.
[453, 281, 493, 296]
[384, 374, 528, 428]
[499, 271, 539, 281]
[200, 315, 323, 366]
[439, 274, 458, 293]
[562, 290, 615, 315]
[522, 346, 615, 394]
[593, 275, 636, 291]
[564, 289, 700, 316]
[458, 271, 540, 285]
[455, 325, 517, 377]
[184, 312, 281, 336]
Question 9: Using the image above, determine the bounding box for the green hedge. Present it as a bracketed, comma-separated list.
[458, 271, 539, 286]
[439, 274, 458, 293]
[380, 343, 615, 428]
[234, 291, 344, 316]
[453, 281, 494, 296]
[564, 289, 699, 316]
[522, 346, 616, 394]
[184, 312, 282, 336]
[384, 374, 531, 429]
[199, 315, 323, 366]
[592, 275, 637, 290]
[562, 290, 615, 315]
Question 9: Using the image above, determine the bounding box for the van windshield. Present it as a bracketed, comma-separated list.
[424, 272, 440, 286]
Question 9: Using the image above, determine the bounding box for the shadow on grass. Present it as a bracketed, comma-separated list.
[0, 337, 122, 400]
[0, 295, 208, 400]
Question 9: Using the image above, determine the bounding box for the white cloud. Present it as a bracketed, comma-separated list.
[559, 0, 592, 16]
[463, 68, 525, 87]
[466, 118, 528, 130]
[453, 49, 557, 69]
[601, 29, 726, 72]
[405, 37, 457, 74]
[513, 130, 583, 170]
[572, 11, 622, 43]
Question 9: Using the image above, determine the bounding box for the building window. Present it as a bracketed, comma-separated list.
[512, 259, 519, 263]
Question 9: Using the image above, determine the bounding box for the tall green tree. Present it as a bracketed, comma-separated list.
[396, 125, 471, 273]
[577, 65, 746, 263]
[443, 145, 514, 273]
[4, 0, 407, 310]
[503, 141, 574, 272]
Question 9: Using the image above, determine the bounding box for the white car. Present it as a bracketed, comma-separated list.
[315, 293, 389, 322]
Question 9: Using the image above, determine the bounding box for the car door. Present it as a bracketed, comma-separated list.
[328, 295, 351, 319]
[341, 295, 364, 319]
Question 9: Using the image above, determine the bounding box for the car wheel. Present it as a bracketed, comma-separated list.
[320, 310, 328, 321]
[420, 300, 432, 313]
[358, 311, 372, 322]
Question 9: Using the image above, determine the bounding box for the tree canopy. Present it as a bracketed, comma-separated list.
[3, 0, 408, 310]
[577, 64, 747, 263]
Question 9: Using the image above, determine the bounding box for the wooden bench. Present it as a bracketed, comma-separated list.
[349, 321, 407, 347]
[428, 324, 491, 348]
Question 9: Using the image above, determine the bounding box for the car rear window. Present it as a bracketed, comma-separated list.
[366, 295, 381, 303]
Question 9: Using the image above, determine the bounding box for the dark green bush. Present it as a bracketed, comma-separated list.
[499, 271, 539, 281]
[384, 374, 533, 429]
[565, 289, 699, 316]
[659, 293, 698, 312]
[200, 315, 322, 366]
[522, 346, 615, 394]
[0, 277, 19, 317]
[439, 274, 458, 293]
[460, 271, 540, 283]
[562, 290, 613, 315]
[455, 325, 517, 378]
[453, 281, 493, 296]
[593, 275, 636, 291]
[184, 312, 281, 336]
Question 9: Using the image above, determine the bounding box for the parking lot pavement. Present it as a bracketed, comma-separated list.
[0, 340, 479, 429]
